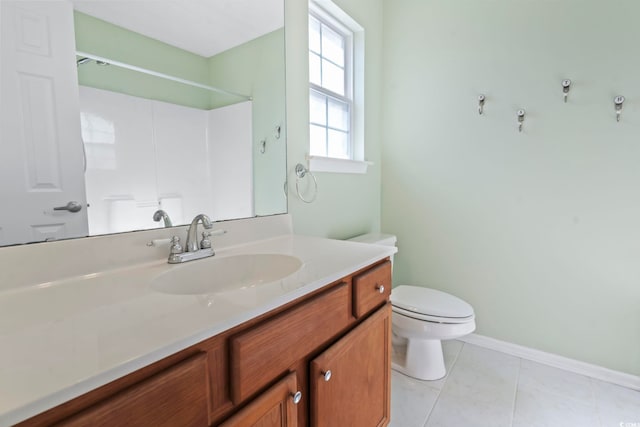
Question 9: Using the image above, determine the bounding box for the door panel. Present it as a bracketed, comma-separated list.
[1, 1, 88, 245]
[310, 305, 391, 427]
[220, 372, 299, 427]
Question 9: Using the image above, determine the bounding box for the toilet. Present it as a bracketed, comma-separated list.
[348, 233, 476, 381]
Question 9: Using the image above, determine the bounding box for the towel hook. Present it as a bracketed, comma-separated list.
[294, 164, 317, 203]
[614, 96, 625, 122]
[517, 109, 526, 132]
[562, 79, 571, 103]
[478, 94, 486, 115]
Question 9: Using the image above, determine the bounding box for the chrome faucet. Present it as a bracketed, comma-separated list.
[168, 214, 215, 264]
[152, 209, 172, 227]
[185, 214, 213, 252]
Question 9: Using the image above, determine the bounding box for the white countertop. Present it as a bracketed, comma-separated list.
[0, 234, 395, 426]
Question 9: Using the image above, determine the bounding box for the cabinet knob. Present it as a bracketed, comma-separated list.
[321, 370, 332, 382]
[291, 391, 302, 404]
[376, 284, 385, 294]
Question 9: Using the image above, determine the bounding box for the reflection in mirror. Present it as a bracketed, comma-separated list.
[0, 0, 287, 247]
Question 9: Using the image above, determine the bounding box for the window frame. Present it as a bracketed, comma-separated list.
[308, 5, 355, 160]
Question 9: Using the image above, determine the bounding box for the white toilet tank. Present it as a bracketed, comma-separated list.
[348, 233, 397, 265]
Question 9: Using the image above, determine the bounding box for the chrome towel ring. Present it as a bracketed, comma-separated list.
[295, 163, 317, 203]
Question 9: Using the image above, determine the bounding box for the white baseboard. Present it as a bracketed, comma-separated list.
[458, 333, 640, 391]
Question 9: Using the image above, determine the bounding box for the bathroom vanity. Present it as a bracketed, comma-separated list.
[0, 216, 396, 427]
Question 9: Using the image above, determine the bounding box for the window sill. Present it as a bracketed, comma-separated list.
[307, 155, 372, 174]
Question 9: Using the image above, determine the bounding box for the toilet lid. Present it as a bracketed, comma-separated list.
[391, 285, 474, 319]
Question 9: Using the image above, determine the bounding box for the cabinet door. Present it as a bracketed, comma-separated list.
[56, 353, 209, 427]
[219, 372, 300, 427]
[310, 304, 391, 427]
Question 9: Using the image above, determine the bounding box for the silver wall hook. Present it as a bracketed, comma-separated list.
[614, 96, 625, 122]
[259, 139, 266, 154]
[274, 125, 281, 139]
[478, 94, 485, 115]
[562, 79, 571, 103]
[517, 109, 526, 132]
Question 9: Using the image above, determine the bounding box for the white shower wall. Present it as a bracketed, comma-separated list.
[80, 86, 253, 235]
[207, 102, 254, 221]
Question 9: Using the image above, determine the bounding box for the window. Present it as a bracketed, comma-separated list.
[308, 8, 353, 160]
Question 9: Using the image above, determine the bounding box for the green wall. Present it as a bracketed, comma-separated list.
[381, 0, 640, 375]
[285, 0, 384, 239]
[208, 30, 287, 216]
[74, 11, 212, 110]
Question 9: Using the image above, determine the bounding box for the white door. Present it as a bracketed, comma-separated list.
[0, 1, 88, 245]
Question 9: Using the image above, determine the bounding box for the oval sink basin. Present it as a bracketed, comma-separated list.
[151, 254, 303, 295]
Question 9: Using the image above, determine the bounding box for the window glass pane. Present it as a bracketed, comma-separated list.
[327, 98, 349, 131]
[310, 90, 327, 125]
[322, 60, 344, 95]
[310, 124, 327, 156]
[309, 16, 321, 53]
[309, 53, 321, 86]
[327, 129, 349, 159]
[321, 24, 345, 67]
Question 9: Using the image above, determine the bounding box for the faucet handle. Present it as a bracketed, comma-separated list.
[200, 231, 212, 250]
[169, 236, 183, 254]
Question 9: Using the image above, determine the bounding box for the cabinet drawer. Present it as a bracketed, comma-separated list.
[352, 260, 391, 318]
[230, 283, 352, 404]
[56, 353, 209, 427]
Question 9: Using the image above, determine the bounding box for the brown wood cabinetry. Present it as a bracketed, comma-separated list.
[56, 353, 210, 427]
[230, 283, 353, 404]
[219, 372, 299, 427]
[310, 305, 391, 427]
[353, 260, 391, 318]
[18, 259, 391, 427]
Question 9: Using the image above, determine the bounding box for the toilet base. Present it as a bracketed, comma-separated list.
[392, 338, 446, 381]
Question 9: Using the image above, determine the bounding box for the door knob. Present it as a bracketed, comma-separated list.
[376, 284, 385, 294]
[321, 370, 332, 382]
[291, 391, 302, 404]
[53, 201, 82, 213]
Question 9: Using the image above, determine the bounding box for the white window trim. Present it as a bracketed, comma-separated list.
[308, 1, 369, 174]
[307, 155, 373, 174]
[309, 7, 353, 104]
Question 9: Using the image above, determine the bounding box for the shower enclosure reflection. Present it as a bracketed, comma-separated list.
[80, 87, 253, 235]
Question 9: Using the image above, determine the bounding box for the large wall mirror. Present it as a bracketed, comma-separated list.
[0, 0, 287, 247]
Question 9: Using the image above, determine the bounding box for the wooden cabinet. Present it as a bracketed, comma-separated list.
[353, 260, 391, 318]
[219, 373, 299, 427]
[56, 353, 209, 427]
[230, 283, 352, 403]
[310, 305, 391, 427]
[19, 259, 392, 427]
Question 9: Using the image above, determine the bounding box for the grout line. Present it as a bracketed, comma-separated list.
[590, 377, 604, 427]
[509, 357, 522, 427]
[459, 333, 640, 391]
[449, 340, 464, 369]
[422, 341, 466, 427]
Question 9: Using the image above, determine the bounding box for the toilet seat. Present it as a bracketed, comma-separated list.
[391, 285, 474, 324]
[392, 305, 474, 324]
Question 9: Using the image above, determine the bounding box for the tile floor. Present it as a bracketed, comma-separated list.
[390, 341, 640, 427]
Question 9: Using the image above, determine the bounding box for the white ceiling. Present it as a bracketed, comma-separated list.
[71, 0, 284, 58]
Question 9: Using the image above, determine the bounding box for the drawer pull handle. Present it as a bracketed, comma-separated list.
[321, 370, 332, 382]
[291, 391, 302, 404]
[376, 284, 385, 294]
